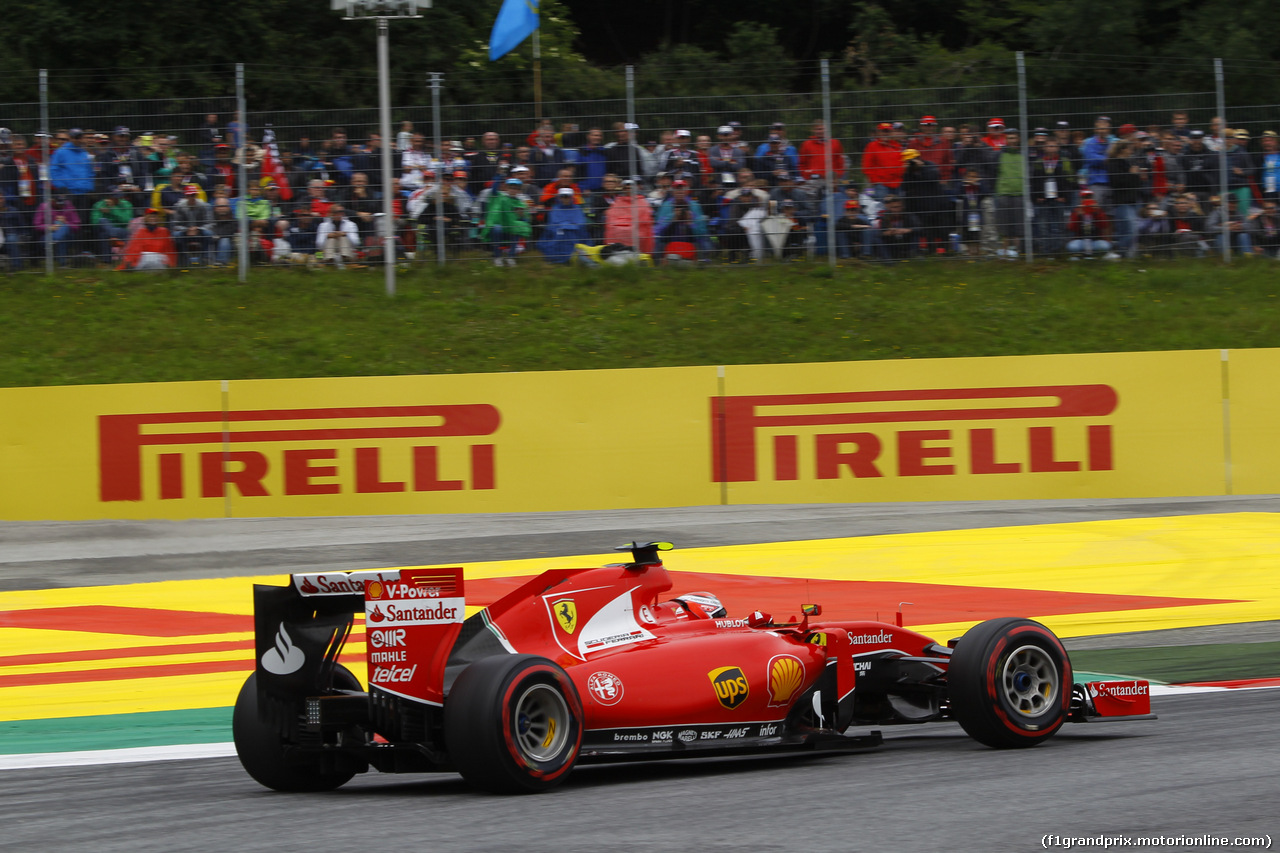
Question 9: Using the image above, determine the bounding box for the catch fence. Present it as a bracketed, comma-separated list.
[2, 55, 1278, 283]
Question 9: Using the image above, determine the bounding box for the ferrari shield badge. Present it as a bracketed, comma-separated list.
[552, 598, 577, 634]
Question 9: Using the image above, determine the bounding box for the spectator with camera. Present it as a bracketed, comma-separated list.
[655, 179, 710, 261]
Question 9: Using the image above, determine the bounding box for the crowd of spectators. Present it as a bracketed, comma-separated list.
[1, 109, 1278, 271]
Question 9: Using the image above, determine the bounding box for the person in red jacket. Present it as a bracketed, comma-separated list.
[982, 118, 1008, 150]
[798, 120, 846, 186]
[862, 121, 904, 202]
[1066, 189, 1119, 259]
[910, 115, 956, 190]
[118, 208, 178, 270]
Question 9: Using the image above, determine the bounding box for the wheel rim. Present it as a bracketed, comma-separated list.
[512, 683, 570, 763]
[1000, 644, 1059, 717]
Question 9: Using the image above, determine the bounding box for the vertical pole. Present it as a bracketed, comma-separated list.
[431, 72, 446, 268]
[1215, 58, 1231, 264]
[378, 17, 396, 295]
[1017, 51, 1033, 263]
[626, 65, 638, 254]
[39, 69, 53, 275]
[821, 59, 836, 268]
[236, 63, 249, 282]
[533, 29, 543, 122]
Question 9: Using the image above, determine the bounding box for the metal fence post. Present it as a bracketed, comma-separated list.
[627, 65, 638, 255]
[39, 69, 53, 275]
[430, 72, 445, 268]
[1215, 58, 1230, 264]
[1017, 52, 1033, 264]
[236, 63, 249, 282]
[377, 17, 396, 295]
[822, 59, 836, 269]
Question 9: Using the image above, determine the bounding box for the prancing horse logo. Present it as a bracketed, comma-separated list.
[553, 598, 577, 634]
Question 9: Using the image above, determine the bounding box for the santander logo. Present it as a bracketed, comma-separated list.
[260, 622, 306, 675]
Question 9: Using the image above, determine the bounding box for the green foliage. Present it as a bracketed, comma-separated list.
[3, 258, 1280, 389]
[1, 0, 1279, 115]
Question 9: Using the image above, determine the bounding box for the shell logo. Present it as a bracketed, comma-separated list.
[766, 655, 805, 707]
[366, 580, 385, 600]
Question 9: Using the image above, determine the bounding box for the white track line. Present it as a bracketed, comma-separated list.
[0, 742, 235, 771]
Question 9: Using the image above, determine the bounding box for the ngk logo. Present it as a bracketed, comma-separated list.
[98, 404, 500, 502]
[711, 385, 1118, 483]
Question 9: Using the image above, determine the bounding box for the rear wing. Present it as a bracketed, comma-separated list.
[253, 567, 466, 707]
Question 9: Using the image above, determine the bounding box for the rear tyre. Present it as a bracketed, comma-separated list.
[444, 654, 583, 794]
[948, 617, 1072, 748]
[232, 664, 363, 792]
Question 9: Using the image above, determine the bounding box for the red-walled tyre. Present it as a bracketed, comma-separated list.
[444, 654, 583, 794]
[232, 664, 363, 792]
[948, 618, 1072, 748]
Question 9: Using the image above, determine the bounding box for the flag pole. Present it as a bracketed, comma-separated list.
[533, 27, 543, 122]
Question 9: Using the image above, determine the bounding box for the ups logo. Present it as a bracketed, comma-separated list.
[708, 666, 750, 710]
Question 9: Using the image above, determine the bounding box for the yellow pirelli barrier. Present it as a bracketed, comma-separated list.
[0, 348, 1273, 521]
[715, 350, 1228, 504]
[1223, 348, 1280, 496]
[2, 368, 720, 520]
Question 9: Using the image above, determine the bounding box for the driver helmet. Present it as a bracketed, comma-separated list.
[672, 592, 727, 619]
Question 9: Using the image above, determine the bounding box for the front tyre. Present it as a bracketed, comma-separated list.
[948, 618, 1072, 748]
[232, 664, 363, 791]
[444, 654, 583, 794]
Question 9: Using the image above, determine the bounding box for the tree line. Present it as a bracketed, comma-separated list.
[0, 0, 1276, 111]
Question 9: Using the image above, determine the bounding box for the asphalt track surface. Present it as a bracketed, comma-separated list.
[3, 497, 1279, 852]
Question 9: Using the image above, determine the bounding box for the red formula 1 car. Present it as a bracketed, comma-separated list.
[233, 542, 1155, 793]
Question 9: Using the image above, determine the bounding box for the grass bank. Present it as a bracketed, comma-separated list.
[2, 257, 1279, 388]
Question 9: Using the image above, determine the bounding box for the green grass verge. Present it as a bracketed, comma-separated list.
[3, 256, 1280, 388]
[1071, 642, 1280, 684]
[0, 708, 231, 754]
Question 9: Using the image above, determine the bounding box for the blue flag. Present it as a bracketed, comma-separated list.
[489, 0, 540, 61]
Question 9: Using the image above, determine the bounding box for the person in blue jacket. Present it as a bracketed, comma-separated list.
[49, 128, 97, 253]
[575, 129, 609, 192]
[539, 187, 589, 264]
[1081, 117, 1116, 205]
[655, 179, 711, 260]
